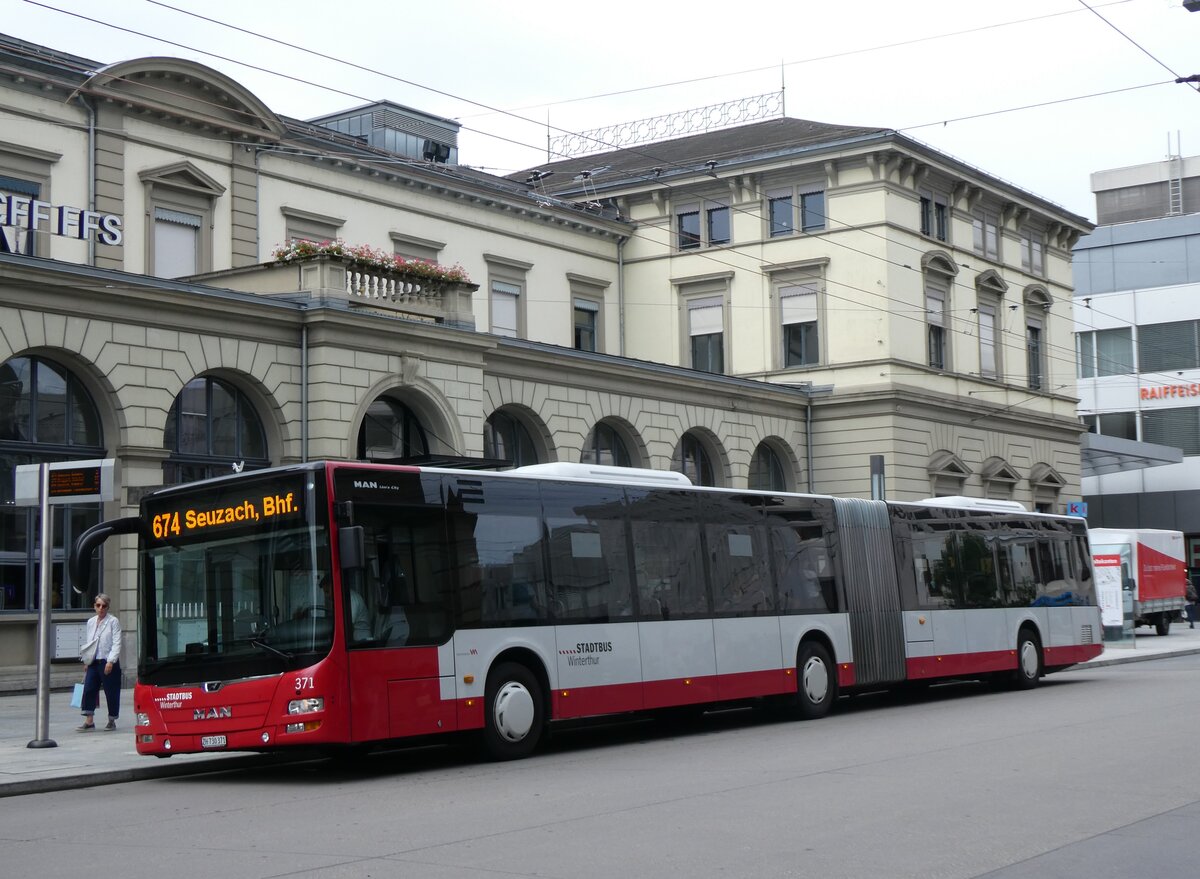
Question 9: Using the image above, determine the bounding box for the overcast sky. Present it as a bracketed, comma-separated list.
[7, 0, 1200, 222]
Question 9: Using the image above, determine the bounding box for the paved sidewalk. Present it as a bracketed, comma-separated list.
[2, 623, 1199, 798]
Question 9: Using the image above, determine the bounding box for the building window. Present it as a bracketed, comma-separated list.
[801, 190, 826, 231]
[0, 356, 105, 611]
[1082, 412, 1137, 441]
[672, 432, 717, 486]
[163, 377, 268, 484]
[484, 410, 539, 468]
[281, 208, 343, 245]
[927, 450, 970, 498]
[357, 397, 428, 462]
[919, 190, 949, 242]
[687, 296, 725, 374]
[677, 199, 732, 250]
[766, 186, 826, 237]
[977, 302, 998, 380]
[153, 207, 201, 278]
[0, 143, 56, 257]
[707, 203, 730, 245]
[749, 442, 788, 491]
[1026, 317, 1044, 390]
[769, 192, 793, 236]
[573, 298, 599, 352]
[1138, 321, 1200, 373]
[1020, 229, 1044, 276]
[141, 162, 224, 279]
[1142, 408, 1200, 456]
[677, 204, 701, 250]
[581, 421, 632, 467]
[1077, 328, 1134, 377]
[490, 280, 521, 337]
[927, 285, 948, 370]
[781, 283, 819, 367]
[390, 232, 444, 263]
[0, 175, 40, 256]
[973, 211, 1000, 261]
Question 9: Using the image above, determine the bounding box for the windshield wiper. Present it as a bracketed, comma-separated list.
[249, 639, 294, 661]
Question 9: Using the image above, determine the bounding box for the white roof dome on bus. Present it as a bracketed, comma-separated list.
[914, 496, 1028, 512]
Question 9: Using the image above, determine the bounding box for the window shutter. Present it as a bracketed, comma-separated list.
[688, 297, 723, 336]
[780, 283, 817, 325]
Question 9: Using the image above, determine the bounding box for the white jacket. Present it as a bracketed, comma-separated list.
[84, 613, 122, 665]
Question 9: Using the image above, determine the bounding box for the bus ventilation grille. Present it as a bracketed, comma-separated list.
[1080, 624, 1094, 644]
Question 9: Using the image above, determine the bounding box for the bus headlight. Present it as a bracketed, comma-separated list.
[287, 697, 324, 715]
[135, 712, 150, 727]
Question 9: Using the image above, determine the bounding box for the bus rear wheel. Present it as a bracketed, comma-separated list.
[1012, 629, 1043, 690]
[795, 641, 836, 720]
[483, 662, 545, 761]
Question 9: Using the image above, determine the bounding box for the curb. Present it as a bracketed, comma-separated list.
[0, 752, 290, 799]
[1072, 645, 1200, 670]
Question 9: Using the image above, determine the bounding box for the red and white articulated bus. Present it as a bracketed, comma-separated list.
[70, 461, 1102, 761]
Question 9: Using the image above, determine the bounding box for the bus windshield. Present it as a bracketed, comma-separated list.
[138, 470, 331, 685]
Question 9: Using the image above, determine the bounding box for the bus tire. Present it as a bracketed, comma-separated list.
[483, 661, 544, 761]
[1154, 613, 1171, 636]
[1013, 629, 1043, 690]
[795, 641, 836, 720]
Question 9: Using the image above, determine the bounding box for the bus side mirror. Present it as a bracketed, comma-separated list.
[69, 516, 143, 595]
[339, 525, 366, 571]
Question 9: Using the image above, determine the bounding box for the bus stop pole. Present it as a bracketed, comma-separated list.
[28, 463, 57, 749]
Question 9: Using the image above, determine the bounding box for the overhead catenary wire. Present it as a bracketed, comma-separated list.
[0, 35, 1127, 393]
[6, 2, 1191, 394]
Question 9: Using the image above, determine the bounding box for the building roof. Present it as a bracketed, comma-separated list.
[513, 117, 888, 194]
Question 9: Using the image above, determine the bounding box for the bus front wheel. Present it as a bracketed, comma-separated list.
[795, 641, 836, 720]
[483, 662, 545, 761]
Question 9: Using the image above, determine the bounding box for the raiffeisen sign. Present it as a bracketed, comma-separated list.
[0, 195, 123, 249]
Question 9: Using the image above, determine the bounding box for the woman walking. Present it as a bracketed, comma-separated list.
[78, 593, 122, 731]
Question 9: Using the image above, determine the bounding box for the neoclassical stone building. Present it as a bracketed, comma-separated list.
[0, 33, 1092, 681]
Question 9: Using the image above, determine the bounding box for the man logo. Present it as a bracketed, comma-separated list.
[194, 706, 233, 720]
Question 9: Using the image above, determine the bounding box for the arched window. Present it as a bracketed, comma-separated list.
[163, 377, 268, 483]
[749, 442, 788, 491]
[672, 432, 716, 486]
[357, 397, 429, 462]
[0, 356, 105, 611]
[483, 410, 538, 468]
[581, 421, 631, 467]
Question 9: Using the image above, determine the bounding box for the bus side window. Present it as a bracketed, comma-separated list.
[541, 480, 632, 624]
[628, 488, 708, 619]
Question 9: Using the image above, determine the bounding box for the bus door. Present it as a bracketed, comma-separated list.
[629, 488, 718, 708]
[342, 495, 457, 743]
[542, 482, 644, 719]
[834, 498, 906, 686]
[705, 495, 785, 702]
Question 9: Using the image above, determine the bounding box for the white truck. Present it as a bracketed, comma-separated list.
[1090, 528, 1188, 635]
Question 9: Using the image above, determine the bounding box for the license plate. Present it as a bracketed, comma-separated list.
[200, 735, 227, 749]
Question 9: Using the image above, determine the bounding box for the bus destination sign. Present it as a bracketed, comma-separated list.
[149, 486, 304, 541]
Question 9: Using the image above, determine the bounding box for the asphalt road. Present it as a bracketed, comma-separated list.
[1, 656, 1198, 879]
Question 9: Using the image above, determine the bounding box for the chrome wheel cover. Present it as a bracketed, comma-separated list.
[801, 656, 829, 705]
[492, 681, 535, 743]
[1019, 640, 1039, 679]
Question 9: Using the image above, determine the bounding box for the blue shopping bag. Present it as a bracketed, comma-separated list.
[70, 683, 83, 709]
